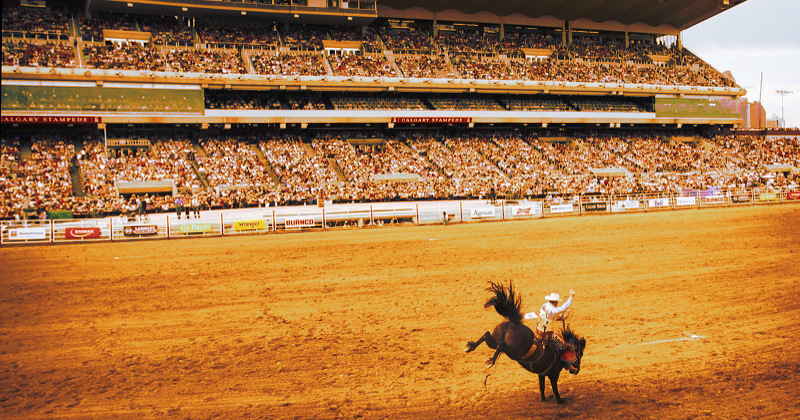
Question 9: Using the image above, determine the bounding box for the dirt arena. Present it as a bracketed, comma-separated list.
[1, 204, 799, 419]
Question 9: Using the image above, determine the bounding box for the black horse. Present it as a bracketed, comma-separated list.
[464, 281, 586, 404]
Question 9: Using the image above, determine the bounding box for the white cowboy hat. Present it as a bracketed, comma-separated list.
[544, 292, 563, 302]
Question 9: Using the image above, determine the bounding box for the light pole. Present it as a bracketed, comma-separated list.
[776, 89, 793, 128]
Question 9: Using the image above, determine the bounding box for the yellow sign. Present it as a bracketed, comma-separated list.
[759, 193, 777, 201]
[234, 219, 266, 231]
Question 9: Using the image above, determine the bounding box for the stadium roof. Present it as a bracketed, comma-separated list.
[379, 0, 748, 32]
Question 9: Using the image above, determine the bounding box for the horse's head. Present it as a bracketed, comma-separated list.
[561, 328, 586, 375]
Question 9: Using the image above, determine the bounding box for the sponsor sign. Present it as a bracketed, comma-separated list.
[511, 203, 542, 216]
[1, 115, 101, 124]
[470, 207, 496, 218]
[701, 195, 726, 205]
[549, 204, 574, 214]
[233, 219, 266, 231]
[123, 225, 158, 236]
[65, 227, 101, 239]
[582, 202, 607, 212]
[612, 200, 640, 212]
[787, 191, 800, 200]
[390, 117, 471, 125]
[648, 198, 670, 208]
[284, 217, 316, 228]
[6, 227, 47, 240]
[731, 195, 752, 203]
[675, 197, 697, 206]
[179, 223, 213, 234]
[758, 193, 778, 202]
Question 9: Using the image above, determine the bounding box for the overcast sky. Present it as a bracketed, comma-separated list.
[681, 0, 800, 128]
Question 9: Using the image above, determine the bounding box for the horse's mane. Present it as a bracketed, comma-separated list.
[560, 325, 584, 348]
[484, 281, 524, 324]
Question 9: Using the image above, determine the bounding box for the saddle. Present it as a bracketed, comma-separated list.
[522, 330, 574, 362]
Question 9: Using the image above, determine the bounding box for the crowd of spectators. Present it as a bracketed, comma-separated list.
[251, 51, 327, 76]
[2, 6, 70, 36]
[139, 16, 195, 46]
[166, 48, 246, 74]
[394, 54, 455, 78]
[3, 40, 76, 68]
[197, 21, 278, 47]
[327, 52, 396, 77]
[2, 8, 739, 88]
[378, 27, 434, 54]
[2, 130, 798, 219]
[80, 13, 139, 42]
[83, 41, 166, 71]
[196, 138, 272, 189]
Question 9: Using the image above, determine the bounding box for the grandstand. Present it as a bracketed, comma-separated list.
[2, 0, 798, 221]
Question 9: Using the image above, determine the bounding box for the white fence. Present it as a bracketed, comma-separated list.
[2, 189, 798, 246]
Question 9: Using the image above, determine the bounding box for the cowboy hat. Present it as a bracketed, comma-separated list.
[544, 292, 563, 302]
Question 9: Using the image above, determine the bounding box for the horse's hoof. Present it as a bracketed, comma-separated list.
[484, 360, 494, 369]
[556, 398, 566, 405]
[463, 344, 472, 353]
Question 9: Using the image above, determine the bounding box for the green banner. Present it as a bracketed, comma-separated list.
[1, 85, 203, 113]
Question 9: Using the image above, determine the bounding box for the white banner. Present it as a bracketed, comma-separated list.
[6, 227, 47, 240]
[511, 203, 543, 217]
[612, 200, 640, 212]
[702, 195, 726, 205]
[675, 196, 697, 206]
[648, 198, 670, 208]
[470, 207, 496, 218]
[550, 204, 574, 214]
[284, 217, 316, 228]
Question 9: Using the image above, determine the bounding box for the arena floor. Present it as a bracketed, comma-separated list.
[1, 204, 799, 419]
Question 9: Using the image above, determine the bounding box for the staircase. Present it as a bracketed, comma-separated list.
[70, 139, 86, 197]
[191, 144, 211, 190]
[250, 143, 280, 185]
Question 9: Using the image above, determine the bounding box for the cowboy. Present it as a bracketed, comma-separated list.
[535, 289, 576, 341]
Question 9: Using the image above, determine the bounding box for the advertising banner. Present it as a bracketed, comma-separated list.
[470, 207, 496, 218]
[787, 191, 800, 200]
[758, 193, 778, 202]
[582, 202, 607, 212]
[648, 198, 670, 208]
[675, 197, 697, 206]
[550, 204, 574, 214]
[611, 200, 640, 212]
[284, 217, 316, 228]
[65, 227, 101, 239]
[390, 117, 471, 125]
[6, 227, 47, 240]
[179, 223, 213, 234]
[511, 203, 542, 216]
[1, 115, 101, 124]
[731, 195, 752, 203]
[701, 195, 726, 205]
[123, 225, 158, 236]
[233, 219, 266, 231]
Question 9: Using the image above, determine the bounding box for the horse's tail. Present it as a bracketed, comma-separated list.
[484, 281, 524, 324]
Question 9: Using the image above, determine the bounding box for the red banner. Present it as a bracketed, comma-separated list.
[65, 227, 101, 239]
[390, 117, 471, 124]
[1, 116, 101, 124]
[787, 191, 800, 200]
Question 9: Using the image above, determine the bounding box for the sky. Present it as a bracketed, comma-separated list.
[681, 0, 800, 128]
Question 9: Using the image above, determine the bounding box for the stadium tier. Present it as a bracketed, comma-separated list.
[2, 0, 797, 220]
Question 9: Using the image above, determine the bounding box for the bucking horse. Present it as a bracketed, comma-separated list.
[464, 281, 586, 404]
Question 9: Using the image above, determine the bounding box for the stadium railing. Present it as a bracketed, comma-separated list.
[2, 189, 797, 246]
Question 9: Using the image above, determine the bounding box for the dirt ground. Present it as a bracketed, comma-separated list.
[1, 204, 799, 419]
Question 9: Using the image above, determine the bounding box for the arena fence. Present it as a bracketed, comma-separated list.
[2, 189, 799, 246]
